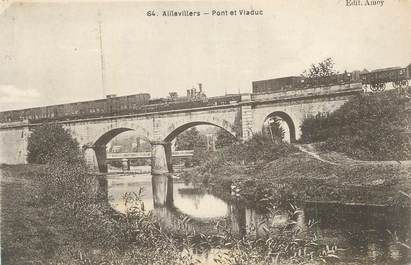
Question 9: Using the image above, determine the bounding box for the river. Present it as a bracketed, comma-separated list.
[106, 172, 411, 265]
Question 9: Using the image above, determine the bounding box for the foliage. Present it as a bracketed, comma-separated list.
[4, 156, 411, 265]
[169, 91, 178, 98]
[191, 133, 298, 177]
[300, 113, 331, 143]
[302, 57, 338, 78]
[215, 128, 237, 149]
[107, 159, 122, 168]
[175, 127, 207, 150]
[300, 90, 411, 160]
[189, 145, 210, 167]
[230, 133, 296, 164]
[110, 134, 151, 152]
[27, 123, 81, 164]
[43, 158, 94, 203]
[264, 117, 285, 143]
[29, 156, 330, 265]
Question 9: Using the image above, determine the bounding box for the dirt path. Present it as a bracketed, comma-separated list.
[296, 143, 411, 168]
[295, 145, 339, 166]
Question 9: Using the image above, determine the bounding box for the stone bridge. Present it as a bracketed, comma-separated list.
[0, 83, 362, 174]
[106, 150, 194, 160]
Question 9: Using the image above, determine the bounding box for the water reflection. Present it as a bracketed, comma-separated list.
[303, 202, 411, 264]
[106, 174, 411, 264]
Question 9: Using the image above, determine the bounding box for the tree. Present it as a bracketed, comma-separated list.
[265, 117, 285, 143]
[300, 90, 411, 160]
[169, 92, 178, 99]
[27, 123, 81, 164]
[302, 57, 338, 78]
[174, 127, 206, 150]
[215, 129, 237, 149]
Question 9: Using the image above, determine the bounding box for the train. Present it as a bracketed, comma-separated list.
[1, 63, 410, 124]
[252, 63, 411, 94]
[0, 84, 241, 124]
[0, 93, 151, 123]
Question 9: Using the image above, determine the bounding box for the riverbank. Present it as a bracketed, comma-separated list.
[180, 143, 411, 208]
[1, 163, 340, 265]
[0, 164, 190, 265]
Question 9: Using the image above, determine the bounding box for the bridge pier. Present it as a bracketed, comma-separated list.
[151, 141, 169, 175]
[152, 175, 173, 207]
[94, 145, 108, 173]
[121, 158, 130, 171]
[164, 141, 173, 173]
[83, 147, 99, 172]
[241, 94, 254, 142]
[83, 145, 108, 173]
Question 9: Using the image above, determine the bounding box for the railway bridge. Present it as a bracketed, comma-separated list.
[0, 83, 363, 174]
[106, 150, 194, 161]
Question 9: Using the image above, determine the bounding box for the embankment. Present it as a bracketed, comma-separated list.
[180, 144, 411, 208]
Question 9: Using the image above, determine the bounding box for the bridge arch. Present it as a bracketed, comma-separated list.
[164, 121, 237, 142]
[263, 111, 296, 143]
[85, 127, 152, 172]
[93, 127, 151, 146]
[94, 128, 132, 146]
[156, 121, 237, 175]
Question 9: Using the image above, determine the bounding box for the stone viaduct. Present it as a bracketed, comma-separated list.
[0, 83, 363, 174]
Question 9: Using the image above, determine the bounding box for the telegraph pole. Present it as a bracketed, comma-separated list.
[98, 10, 106, 98]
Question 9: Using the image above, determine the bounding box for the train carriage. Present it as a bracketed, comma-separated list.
[97, 99, 107, 116]
[45, 106, 55, 119]
[361, 67, 407, 84]
[11, 109, 22, 121]
[7, 110, 17, 121]
[252, 76, 302, 93]
[0, 111, 6, 122]
[29, 108, 39, 121]
[54, 104, 64, 120]
[0, 92, 150, 123]
[63, 103, 75, 118]
[350, 71, 361, 83]
[361, 66, 410, 91]
[112, 97, 122, 114]
[88, 99, 106, 117]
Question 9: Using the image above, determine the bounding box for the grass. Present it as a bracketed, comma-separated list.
[180, 139, 411, 208]
[0, 164, 189, 265]
[1, 164, 63, 264]
[1, 163, 343, 265]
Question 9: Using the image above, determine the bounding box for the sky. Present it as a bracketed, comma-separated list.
[0, 0, 410, 111]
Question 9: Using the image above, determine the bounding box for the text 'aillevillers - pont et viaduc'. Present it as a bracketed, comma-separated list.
[146, 9, 264, 17]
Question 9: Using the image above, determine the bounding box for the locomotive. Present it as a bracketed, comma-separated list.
[252, 63, 411, 94]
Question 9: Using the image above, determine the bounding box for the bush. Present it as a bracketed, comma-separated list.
[195, 133, 298, 176]
[43, 157, 98, 203]
[27, 123, 81, 164]
[300, 90, 411, 160]
[241, 133, 295, 163]
[300, 113, 331, 143]
[215, 128, 237, 148]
